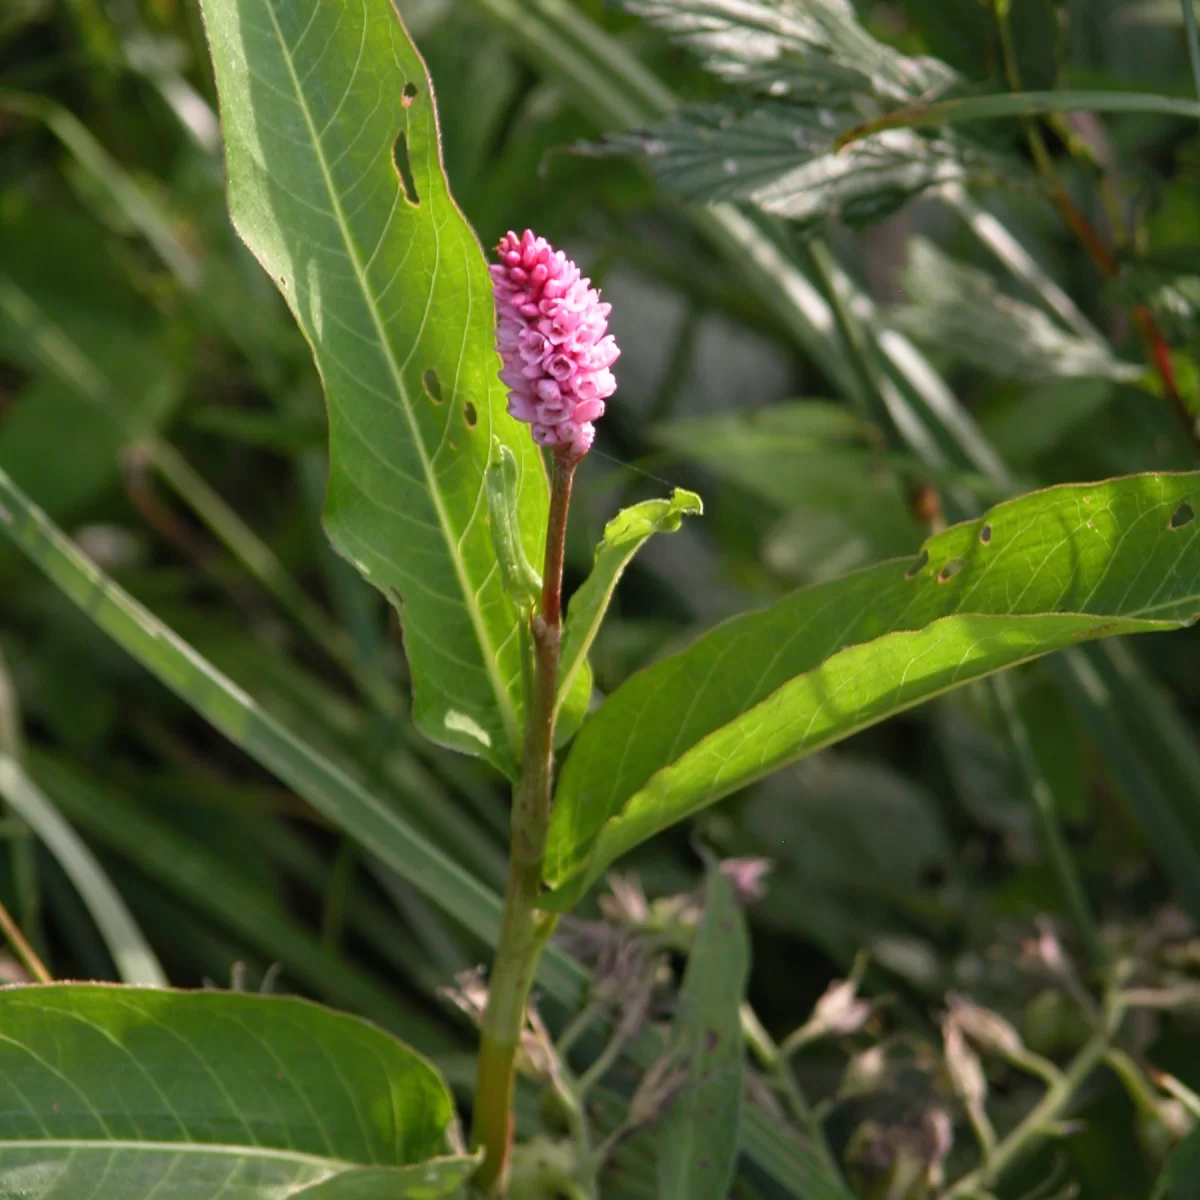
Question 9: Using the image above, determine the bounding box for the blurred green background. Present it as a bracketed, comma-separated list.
[5, 1, 1200, 1195]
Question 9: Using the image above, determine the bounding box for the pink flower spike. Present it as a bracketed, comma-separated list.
[492, 229, 618, 459]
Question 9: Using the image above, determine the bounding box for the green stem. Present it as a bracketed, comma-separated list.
[741, 1005, 844, 1184]
[1182, 0, 1200, 113]
[990, 675, 1105, 972]
[556, 1001, 603, 1058]
[474, 453, 577, 1196]
[798, 237, 959, 516]
[991, 0, 1057, 179]
[989, 0, 1194, 444]
[946, 1025, 1113, 1197]
[577, 1022, 631, 1098]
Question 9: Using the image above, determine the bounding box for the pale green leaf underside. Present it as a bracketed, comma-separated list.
[659, 865, 747, 1200]
[0, 986, 462, 1200]
[544, 473, 1200, 902]
[555, 488, 702, 743]
[200, 0, 547, 776]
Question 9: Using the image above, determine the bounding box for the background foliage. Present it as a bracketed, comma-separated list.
[5, 0, 1200, 1196]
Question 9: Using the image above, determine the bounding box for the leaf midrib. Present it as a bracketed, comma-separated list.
[549, 605, 1194, 891]
[257, 0, 517, 750]
[0, 1138, 353, 1170]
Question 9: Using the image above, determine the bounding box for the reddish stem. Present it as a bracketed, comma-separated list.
[473, 450, 577, 1196]
[1050, 188, 1193, 440]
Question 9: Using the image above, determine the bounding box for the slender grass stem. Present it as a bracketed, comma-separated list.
[1182, 0, 1200, 112]
[0, 894, 51, 984]
[990, 675, 1105, 972]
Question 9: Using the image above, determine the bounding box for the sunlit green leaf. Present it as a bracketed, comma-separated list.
[556, 488, 702, 741]
[544, 473, 1200, 903]
[200, 0, 548, 775]
[0, 985, 470, 1199]
[596, 0, 1009, 228]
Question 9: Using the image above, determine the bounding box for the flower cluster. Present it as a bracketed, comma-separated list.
[490, 229, 618, 457]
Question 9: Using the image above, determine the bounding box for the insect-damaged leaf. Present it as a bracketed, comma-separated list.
[200, 0, 547, 776]
[544, 473, 1200, 905]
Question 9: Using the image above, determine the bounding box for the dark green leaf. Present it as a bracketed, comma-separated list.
[200, 0, 548, 775]
[658, 864, 748, 1200]
[28, 751, 452, 1042]
[746, 755, 954, 964]
[0, 211, 183, 519]
[906, 0, 1058, 88]
[654, 401, 922, 558]
[544, 473, 1200, 904]
[1154, 1123, 1200, 1199]
[0, 984, 470, 1198]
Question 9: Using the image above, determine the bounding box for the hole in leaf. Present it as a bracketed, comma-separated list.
[938, 558, 966, 584]
[979, 523, 992, 544]
[905, 549, 929, 579]
[1170, 501, 1195, 530]
[402, 82, 418, 107]
[392, 131, 420, 206]
[464, 400, 477, 428]
[422, 368, 442, 404]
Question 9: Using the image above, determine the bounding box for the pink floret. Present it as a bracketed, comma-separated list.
[491, 229, 618, 458]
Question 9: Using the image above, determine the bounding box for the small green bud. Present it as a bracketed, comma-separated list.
[486, 441, 542, 608]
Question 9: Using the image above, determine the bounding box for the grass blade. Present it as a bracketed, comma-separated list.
[836, 90, 1200, 147]
[0, 759, 167, 987]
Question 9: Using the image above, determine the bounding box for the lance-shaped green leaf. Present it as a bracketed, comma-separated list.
[543, 473, 1200, 904]
[199, 0, 547, 776]
[0, 984, 474, 1199]
[658, 863, 748, 1200]
[555, 488, 702, 743]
